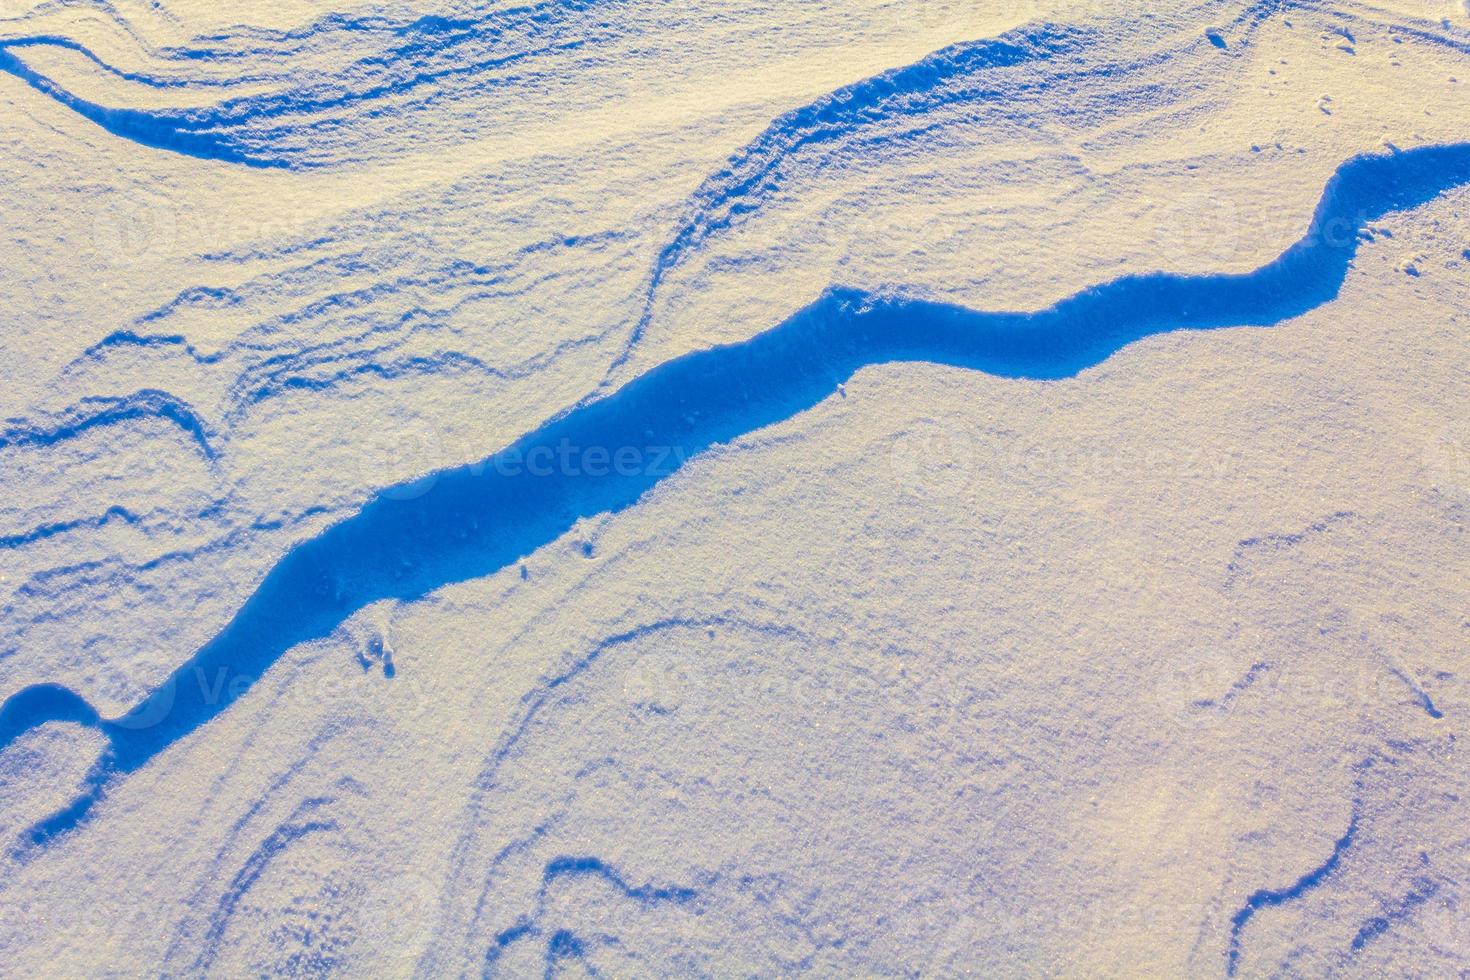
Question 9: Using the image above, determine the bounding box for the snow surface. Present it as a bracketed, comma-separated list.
[0, 0, 1468, 975]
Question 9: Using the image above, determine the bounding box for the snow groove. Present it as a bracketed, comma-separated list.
[1223, 511, 1354, 588]
[1348, 877, 1438, 954]
[1226, 809, 1359, 974]
[0, 0, 626, 168]
[0, 506, 143, 551]
[2, 141, 1468, 851]
[613, 0, 1291, 378]
[0, 389, 214, 459]
[486, 854, 701, 973]
[190, 795, 343, 974]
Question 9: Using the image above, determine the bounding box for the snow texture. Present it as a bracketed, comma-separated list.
[1, 0, 1468, 976]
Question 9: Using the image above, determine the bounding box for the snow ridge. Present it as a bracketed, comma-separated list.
[0, 388, 214, 459]
[0, 0, 626, 168]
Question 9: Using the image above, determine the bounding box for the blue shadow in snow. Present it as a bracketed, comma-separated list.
[0, 45, 286, 167]
[2, 143, 1468, 848]
[0, 1, 610, 168]
[1226, 813, 1358, 974]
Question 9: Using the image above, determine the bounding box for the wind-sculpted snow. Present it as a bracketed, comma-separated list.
[0, 388, 214, 459]
[1227, 810, 1359, 974]
[0, 506, 145, 551]
[3, 0, 1470, 974]
[488, 855, 701, 968]
[618, 0, 1291, 374]
[61, 227, 635, 424]
[0, 0, 629, 167]
[3, 141, 1467, 849]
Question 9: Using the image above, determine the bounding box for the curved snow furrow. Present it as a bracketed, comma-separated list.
[0, 44, 287, 167]
[621, 26, 1079, 366]
[1347, 877, 1438, 955]
[617, 0, 1290, 375]
[0, 683, 100, 746]
[3, 141, 1468, 850]
[219, 308, 531, 417]
[135, 284, 245, 328]
[70, 329, 222, 369]
[486, 855, 701, 971]
[182, 1, 608, 55]
[239, 350, 508, 408]
[62, 291, 599, 449]
[0, 505, 143, 551]
[132, 234, 605, 337]
[152, 724, 372, 970]
[461, 616, 801, 813]
[0, 1, 199, 83]
[190, 795, 344, 974]
[79, 231, 625, 385]
[2, 501, 335, 594]
[0, 504, 338, 687]
[132, 253, 383, 330]
[57, 230, 635, 432]
[216, 275, 620, 416]
[0, 0, 625, 168]
[443, 614, 807, 968]
[1223, 511, 1355, 588]
[1226, 810, 1359, 975]
[1325, 6, 1470, 58]
[215, 258, 519, 346]
[0, 389, 214, 460]
[0, 35, 274, 89]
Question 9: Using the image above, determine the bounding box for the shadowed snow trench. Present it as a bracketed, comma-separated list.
[0, 1, 620, 167]
[2, 141, 1469, 849]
